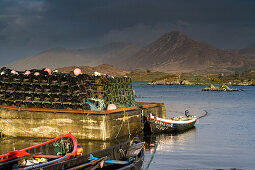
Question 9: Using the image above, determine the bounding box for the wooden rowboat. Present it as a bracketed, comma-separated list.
[146, 113, 197, 134]
[0, 132, 77, 170]
[40, 137, 144, 170]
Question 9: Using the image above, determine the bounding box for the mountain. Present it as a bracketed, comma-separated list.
[126, 31, 255, 73]
[6, 31, 255, 74]
[7, 47, 89, 70]
[7, 43, 142, 70]
[239, 43, 255, 54]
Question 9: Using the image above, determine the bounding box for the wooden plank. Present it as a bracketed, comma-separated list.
[0, 102, 163, 115]
[0, 105, 138, 115]
[138, 102, 164, 108]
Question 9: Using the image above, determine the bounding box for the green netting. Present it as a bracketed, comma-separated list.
[53, 137, 73, 156]
[0, 68, 139, 110]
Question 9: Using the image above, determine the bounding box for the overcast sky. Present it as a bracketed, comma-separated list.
[0, 0, 255, 65]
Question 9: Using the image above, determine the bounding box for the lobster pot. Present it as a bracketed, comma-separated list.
[0, 67, 138, 110]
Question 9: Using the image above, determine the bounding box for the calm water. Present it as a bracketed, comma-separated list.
[134, 82, 255, 170]
[1, 82, 255, 169]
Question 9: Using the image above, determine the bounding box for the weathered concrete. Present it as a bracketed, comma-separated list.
[140, 102, 166, 119]
[0, 102, 166, 141]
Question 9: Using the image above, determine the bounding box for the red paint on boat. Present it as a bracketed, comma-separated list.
[0, 132, 77, 163]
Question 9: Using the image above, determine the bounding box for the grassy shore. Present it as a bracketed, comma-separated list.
[126, 70, 170, 81]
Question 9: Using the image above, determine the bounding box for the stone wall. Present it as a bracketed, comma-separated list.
[0, 103, 166, 141]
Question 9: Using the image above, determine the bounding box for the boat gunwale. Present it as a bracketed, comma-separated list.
[41, 138, 145, 170]
[149, 114, 197, 125]
[0, 132, 77, 164]
[21, 132, 77, 156]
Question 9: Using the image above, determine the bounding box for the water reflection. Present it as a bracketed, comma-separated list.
[0, 134, 138, 155]
[143, 127, 197, 153]
[0, 126, 196, 156]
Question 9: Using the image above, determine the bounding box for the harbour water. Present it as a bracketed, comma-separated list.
[134, 82, 255, 170]
[1, 82, 255, 169]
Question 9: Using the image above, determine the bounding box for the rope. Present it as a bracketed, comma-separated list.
[198, 110, 208, 119]
[83, 109, 90, 119]
[145, 141, 159, 170]
[0, 128, 4, 137]
[170, 109, 208, 119]
[127, 111, 131, 139]
[0, 115, 37, 138]
[87, 98, 106, 111]
[115, 109, 126, 139]
[141, 110, 144, 132]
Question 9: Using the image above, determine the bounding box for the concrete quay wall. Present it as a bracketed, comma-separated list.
[0, 102, 165, 141]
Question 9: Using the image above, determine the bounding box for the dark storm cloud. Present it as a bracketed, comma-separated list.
[0, 0, 255, 65]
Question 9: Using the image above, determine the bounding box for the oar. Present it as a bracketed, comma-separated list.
[89, 154, 129, 165]
[0, 152, 42, 166]
[90, 157, 107, 170]
[104, 160, 129, 164]
[90, 158, 131, 170]
[66, 156, 107, 170]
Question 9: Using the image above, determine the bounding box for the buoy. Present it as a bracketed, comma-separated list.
[94, 71, 101, 76]
[11, 70, 18, 75]
[107, 104, 117, 110]
[34, 72, 40, 76]
[74, 68, 82, 76]
[24, 70, 31, 75]
[44, 68, 52, 75]
[77, 145, 83, 156]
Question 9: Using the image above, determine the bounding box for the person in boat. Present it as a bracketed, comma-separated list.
[185, 110, 191, 117]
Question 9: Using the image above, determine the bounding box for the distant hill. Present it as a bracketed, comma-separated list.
[239, 44, 255, 54]
[7, 47, 88, 70]
[57, 64, 130, 77]
[7, 43, 142, 70]
[6, 31, 255, 74]
[126, 31, 255, 73]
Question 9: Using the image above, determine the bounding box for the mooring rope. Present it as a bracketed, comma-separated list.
[114, 109, 132, 139]
[115, 109, 126, 139]
[0, 115, 37, 138]
[0, 128, 5, 137]
[141, 110, 144, 131]
[169, 109, 208, 119]
[145, 141, 159, 170]
[198, 110, 208, 119]
[126, 111, 131, 139]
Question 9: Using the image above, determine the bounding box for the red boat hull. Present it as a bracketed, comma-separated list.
[0, 132, 77, 169]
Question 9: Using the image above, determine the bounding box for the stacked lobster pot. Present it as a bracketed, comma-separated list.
[0, 67, 137, 111]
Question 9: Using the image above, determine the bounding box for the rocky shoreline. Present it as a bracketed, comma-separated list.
[147, 78, 255, 86]
[147, 79, 193, 85]
[202, 84, 239, 91]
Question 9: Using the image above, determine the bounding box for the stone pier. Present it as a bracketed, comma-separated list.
[0, 102, 165, 141]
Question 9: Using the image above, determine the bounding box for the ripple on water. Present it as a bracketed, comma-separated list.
[135, 82, 255, 169]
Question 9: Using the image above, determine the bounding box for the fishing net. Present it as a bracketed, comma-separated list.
[53, 137, 74, 156]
